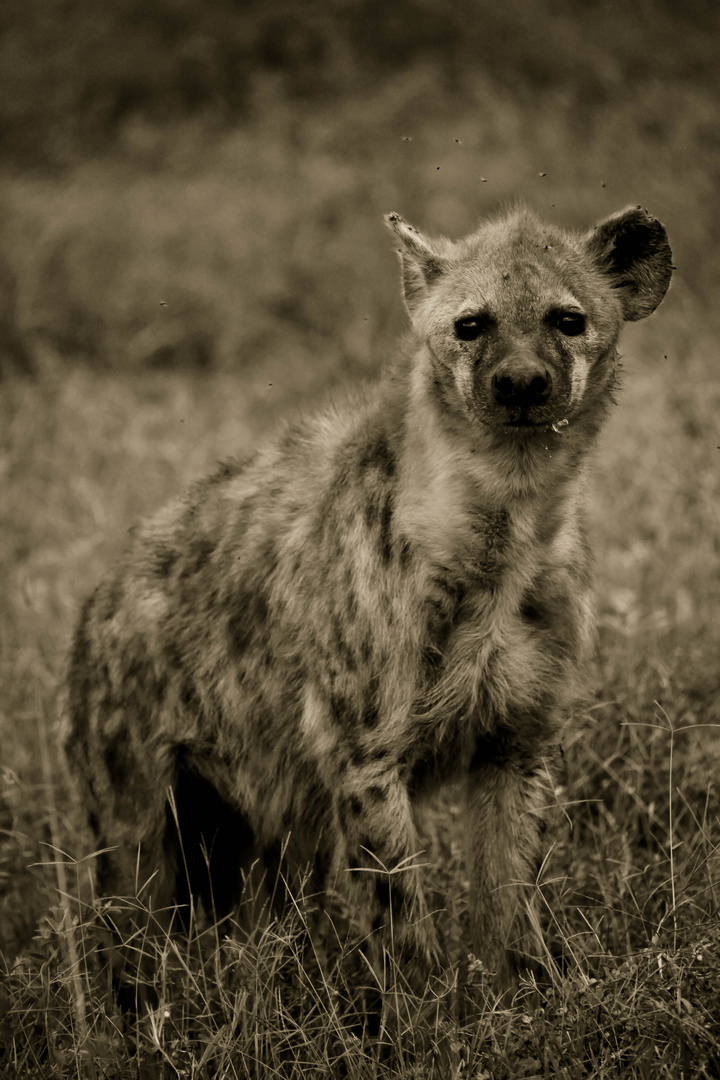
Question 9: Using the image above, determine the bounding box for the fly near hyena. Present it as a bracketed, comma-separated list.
[64, 204, 672, 993]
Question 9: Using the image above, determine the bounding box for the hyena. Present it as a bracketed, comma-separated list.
[64, 204, 672, 992]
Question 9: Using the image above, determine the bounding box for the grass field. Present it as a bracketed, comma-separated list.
[1, 2, 720, 1077]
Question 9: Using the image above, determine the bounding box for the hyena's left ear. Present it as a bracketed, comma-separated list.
[586, 207, 673, 321]
[385, 213, 450, 318]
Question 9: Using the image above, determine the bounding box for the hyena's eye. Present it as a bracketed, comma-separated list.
[552, 310, 586, 336]
[455, 314, 492, 341]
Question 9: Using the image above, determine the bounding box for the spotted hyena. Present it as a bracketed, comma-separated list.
[64, 204, 672, 991]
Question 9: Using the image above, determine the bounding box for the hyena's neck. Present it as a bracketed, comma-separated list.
[392, 346, 594, 574]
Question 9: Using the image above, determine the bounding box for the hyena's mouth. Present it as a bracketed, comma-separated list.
[503, 416, 572, 433]
[498, 403, 572, 431]
[501, 413, 556, 430]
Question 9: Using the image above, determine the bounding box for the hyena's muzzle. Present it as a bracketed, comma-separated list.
[476, 336, 574, 430]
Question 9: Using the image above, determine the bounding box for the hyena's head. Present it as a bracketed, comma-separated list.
[386, 206, 672, 436]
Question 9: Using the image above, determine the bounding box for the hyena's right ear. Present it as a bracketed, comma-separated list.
[586, 207, 673, 321]
[385, 213, 449, 318]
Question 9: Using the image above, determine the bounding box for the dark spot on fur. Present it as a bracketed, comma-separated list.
[180, 680, 200, 711]
[520, 601, 544, 624]
[103, 727, 134, 787]
[180, 537, 215, 579]
[423, 571, 464, 653]
[302, 770, 334, 835]
[350, 796, 363, 816]
[350, 743, 368, 766]
[227, 593, 269, 657]
[164, 638, 184, 670]
[521, 585, 582, 658]
[358, 433, 396, 479]
[205, 459, 246, 486]
[331, 614, 356, 673]
[117, 652, 165, 736]
[309, 842, 333, 894]
[430, 572, 464, 609]
[397, 535, 413, 568]
[330, 692, 356, 727]
[374, 875, 407, 916]
[154, 545, 178, 578]
[291, 553, 303, 575]
[379, 497, 394, 564]
[362, 678, 381, 728]
[337, 794, 356, 827]
[365, 785, 387, 804]
[345, 588, 358, 621]
[364, 499, 378, 529]
[349, 743, 391, 767]
[363, 703, 380, 728]
[355, 835, 374, 857]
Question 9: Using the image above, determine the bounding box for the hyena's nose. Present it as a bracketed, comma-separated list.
[491, 367, 552, 408]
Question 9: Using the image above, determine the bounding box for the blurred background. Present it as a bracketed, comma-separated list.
[1, 0, 720, 963]
[0, 0, 718, 379]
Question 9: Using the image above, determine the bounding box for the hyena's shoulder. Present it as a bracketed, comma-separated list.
[171, 380, 408, 570]
[79, 379, 410, 654]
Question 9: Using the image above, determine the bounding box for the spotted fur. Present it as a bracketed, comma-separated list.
[64, 205, 672, 990]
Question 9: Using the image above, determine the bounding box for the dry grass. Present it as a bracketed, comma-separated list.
[1, 6, 720, 1074]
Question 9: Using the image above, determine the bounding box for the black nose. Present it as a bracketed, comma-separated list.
[492, 368, 552, 408]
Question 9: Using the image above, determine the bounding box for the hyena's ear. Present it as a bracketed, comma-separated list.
[586, 207, 673, 321]
[385, 213, 449, 318]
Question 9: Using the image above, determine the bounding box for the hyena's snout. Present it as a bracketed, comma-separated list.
[483, 350, 565, 428]
[491, 363, 552, 410]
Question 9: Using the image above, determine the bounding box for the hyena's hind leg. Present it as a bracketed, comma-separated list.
[62, 712, 175, 929]
[64, 604, 192, 1003]
[66, 769, 177, 1012]
[68, 742, 262, 1010]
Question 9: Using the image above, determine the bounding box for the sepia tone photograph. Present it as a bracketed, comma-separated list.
[1, 1, 719, 1076]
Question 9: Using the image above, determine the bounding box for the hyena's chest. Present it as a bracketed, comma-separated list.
[404, 499, 590, 760]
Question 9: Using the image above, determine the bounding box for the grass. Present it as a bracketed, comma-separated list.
[1, 4, 720, 1075]
[1, 289, 718, 1080]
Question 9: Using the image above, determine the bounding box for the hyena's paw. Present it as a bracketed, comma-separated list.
[464, 938, 547, 1003]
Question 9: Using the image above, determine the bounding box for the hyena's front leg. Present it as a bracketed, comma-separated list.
[340, 768, 441, 982]
[465, 747, 558, 989]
